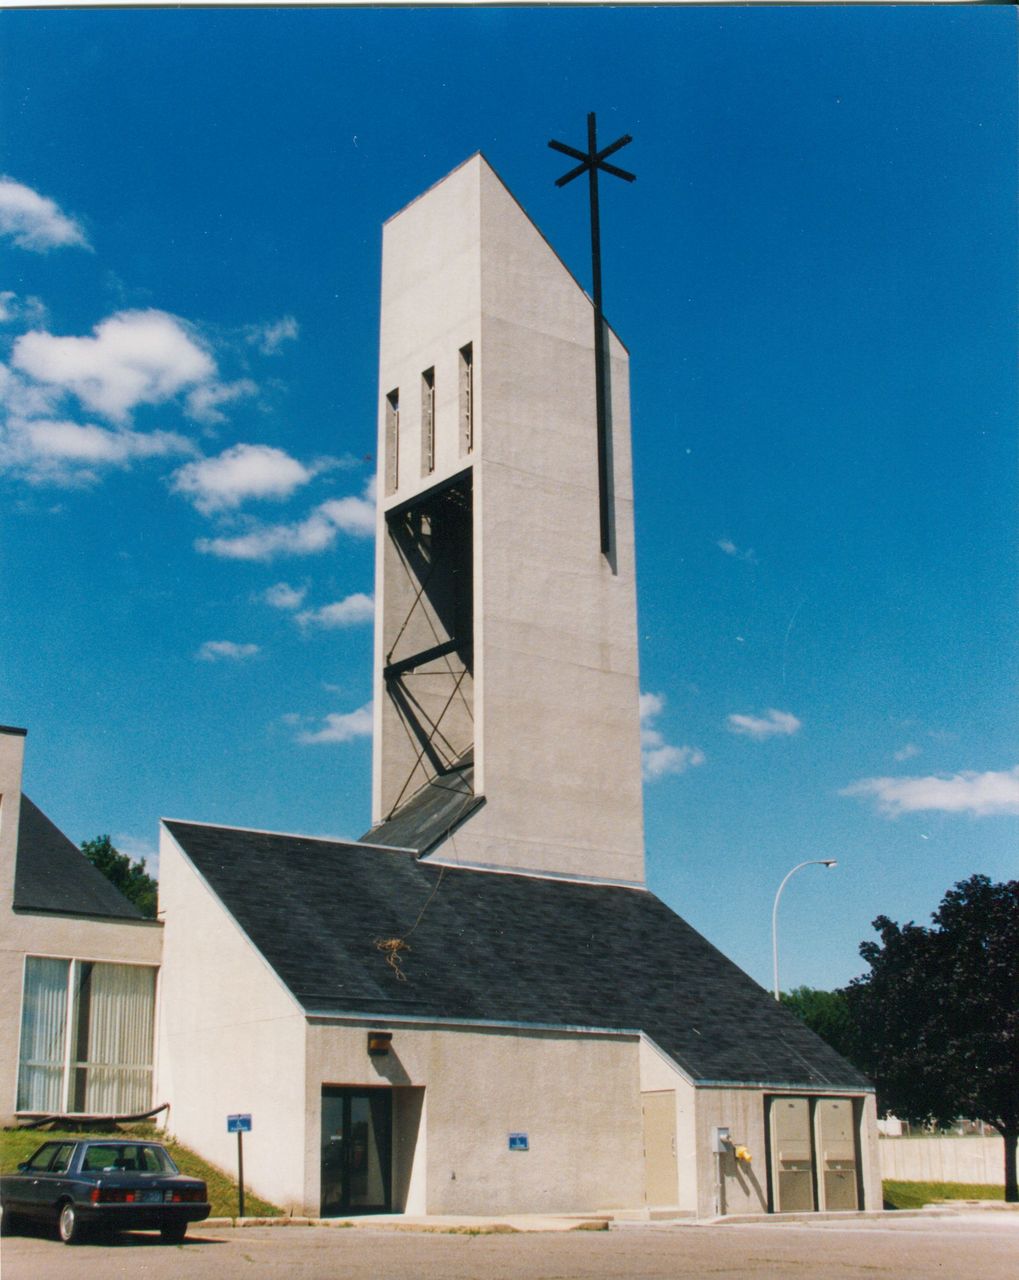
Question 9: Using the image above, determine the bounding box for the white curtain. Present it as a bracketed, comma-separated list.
[78, 963, 156, 1114]
[17, 957, 69, 1112]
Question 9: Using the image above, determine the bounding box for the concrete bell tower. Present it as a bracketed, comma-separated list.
[366, 154, 644, 886]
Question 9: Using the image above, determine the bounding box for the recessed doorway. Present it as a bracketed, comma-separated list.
[321, 1087, 392, 1216]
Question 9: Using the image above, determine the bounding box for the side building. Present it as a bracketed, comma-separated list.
[0, 726, 163, 1126]
[155, 155, 880, 1220]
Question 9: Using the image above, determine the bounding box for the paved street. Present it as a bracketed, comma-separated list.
[2, 1213, 1017, 1280]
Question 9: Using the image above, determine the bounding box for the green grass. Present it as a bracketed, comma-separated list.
[883, 1180, 1005, 1210]
[0, 1125, 283, 1218]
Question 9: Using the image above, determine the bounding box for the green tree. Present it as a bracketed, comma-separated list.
[81, 835, 158, 919]
[845, 875, 1019, 1202]
[780, 986, 857, 1064]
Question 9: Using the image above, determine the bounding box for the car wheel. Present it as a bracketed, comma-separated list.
[160, 1221, 188, 1245]
[58, 1202, 85, 1245]
[0, 1205, 19, 1236]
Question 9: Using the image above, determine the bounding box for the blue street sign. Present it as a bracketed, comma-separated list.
[508, 1132, 529, 1151]
[227, 1114, 252, 1133]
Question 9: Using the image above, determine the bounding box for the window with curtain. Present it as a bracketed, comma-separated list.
[17, 957, 156, 1115]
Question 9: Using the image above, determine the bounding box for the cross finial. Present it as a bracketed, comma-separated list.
[548, 114, 635, 562]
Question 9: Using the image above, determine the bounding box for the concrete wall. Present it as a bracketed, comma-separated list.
[305, 1020, 644, 1216]
[0, 727, 162, 1125]
[374, 157, 482, 820]
[879, 1135, 1006, 1185]
[636, 1038, 882, 1220]
[155, 825, 308, 1212]
[373, 156, 644, 885]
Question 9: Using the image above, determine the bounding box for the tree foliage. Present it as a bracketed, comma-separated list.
[779, 986, 857, 1064]
[81, 835, 158, 919]
[844, 875, 1019, 1202]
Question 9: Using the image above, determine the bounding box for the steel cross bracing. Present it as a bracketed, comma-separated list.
[548, 112, 635, 560]
[382, 493, 474, 820]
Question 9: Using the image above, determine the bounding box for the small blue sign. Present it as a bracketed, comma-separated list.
[508, 1132, 529, 1152]
[227, 1114, 252, 1133]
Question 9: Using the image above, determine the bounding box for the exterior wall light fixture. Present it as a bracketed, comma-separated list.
[367, 1031, 393, 1056]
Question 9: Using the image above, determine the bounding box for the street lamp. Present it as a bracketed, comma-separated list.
[772, 859, 838, 1000]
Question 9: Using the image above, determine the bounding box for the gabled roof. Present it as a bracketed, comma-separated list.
[164, 820, 871, 1091]
[14, 796, 146, 921]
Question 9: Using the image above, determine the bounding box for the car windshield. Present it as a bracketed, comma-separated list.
[80, 1144, 179, 1175]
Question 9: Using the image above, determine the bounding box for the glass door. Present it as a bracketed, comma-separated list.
[320, 1088, 392, 1216]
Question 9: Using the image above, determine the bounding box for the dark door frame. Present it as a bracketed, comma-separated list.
[320, 1087, 393, 1216]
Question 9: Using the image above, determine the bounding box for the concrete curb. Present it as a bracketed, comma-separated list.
[202, 1215, 609, 1234]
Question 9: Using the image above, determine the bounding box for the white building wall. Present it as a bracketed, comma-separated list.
[305, 1021, 644, 1216]
[374, 155, 644, 886]
[155, 825, 308, 1212]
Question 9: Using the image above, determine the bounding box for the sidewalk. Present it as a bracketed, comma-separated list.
[204, 1199, 1015, 1233]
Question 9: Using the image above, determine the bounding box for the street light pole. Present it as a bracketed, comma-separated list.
[772, 859, 838, 1000]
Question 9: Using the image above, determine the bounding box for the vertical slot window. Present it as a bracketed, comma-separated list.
[421, 368, 435, 476]
[385, 389, 400, 496]
[459, 343, 473, 455]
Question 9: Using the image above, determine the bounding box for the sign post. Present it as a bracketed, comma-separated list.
[227, 1114, 252, 1218]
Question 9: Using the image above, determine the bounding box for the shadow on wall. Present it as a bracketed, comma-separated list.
[724, 1148, 768, 1213]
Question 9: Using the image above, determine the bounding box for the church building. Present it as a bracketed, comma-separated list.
[155, 155, 879, 1218]
[6, 153, 879, 1219]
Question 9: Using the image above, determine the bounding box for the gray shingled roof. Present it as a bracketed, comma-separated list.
[359, 752, 482, 855]
[164, 820, 871, 1091]
[14, 796, 146, 921]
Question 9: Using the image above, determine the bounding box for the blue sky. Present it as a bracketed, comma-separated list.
[1, 6, 1015, 992]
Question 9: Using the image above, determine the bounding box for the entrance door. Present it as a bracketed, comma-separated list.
[321, 1088, 392, 1216]
[641, 1090, 678, 1206]
[769, 1096, 815, 1212]
[816, 1098, 859, 1210]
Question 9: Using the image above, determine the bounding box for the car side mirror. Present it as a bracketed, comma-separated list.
[17, 1162, 29, 1172]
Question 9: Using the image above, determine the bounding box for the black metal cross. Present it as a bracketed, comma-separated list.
[549, 113, 635, 559]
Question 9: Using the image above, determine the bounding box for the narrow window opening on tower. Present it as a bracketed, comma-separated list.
[459, 343, 473, 455]
[385, 389, 400, 496]
[421, 368, 435, 476]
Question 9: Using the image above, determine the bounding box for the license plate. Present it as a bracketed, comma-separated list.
[139, 1190, 165, 1204]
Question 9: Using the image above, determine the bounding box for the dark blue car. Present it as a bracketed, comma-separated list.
[0, 1139, 210, 1244]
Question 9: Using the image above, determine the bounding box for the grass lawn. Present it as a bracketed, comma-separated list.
[883, 1179, 1005, 1210]
[0, 1125, 282, 1218]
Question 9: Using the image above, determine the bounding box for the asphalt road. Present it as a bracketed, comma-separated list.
[2, 1213, 1017, 1280]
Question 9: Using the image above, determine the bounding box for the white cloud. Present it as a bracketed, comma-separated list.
[894, 743, 921, 762]
[113, 833, 160, 877]
[0, 414, 195, 486]
[262, 581, 307, 610]
[11, 309, 218, 422]
[0, 177, 90, 251]
[296, 702, 373, 745]
[184, 378, 257, 425]
[0, 290, 46, 326]
[717, 537, 757, 564]
[639, 692, 705, 781]
[195, 479, 376, 561]
[639, 692, 664, 720]
[840, 766, 1019, 818]
[296, 592, 375, 629]
[172, 443, 315, 514]
[196, 640, 260, 662]
[726, 708, 801, 740]
[246, 315, 299, 355]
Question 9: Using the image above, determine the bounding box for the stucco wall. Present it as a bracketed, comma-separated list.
[155, 825, 308, 1212]
[306, 1020, 644, 1216]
